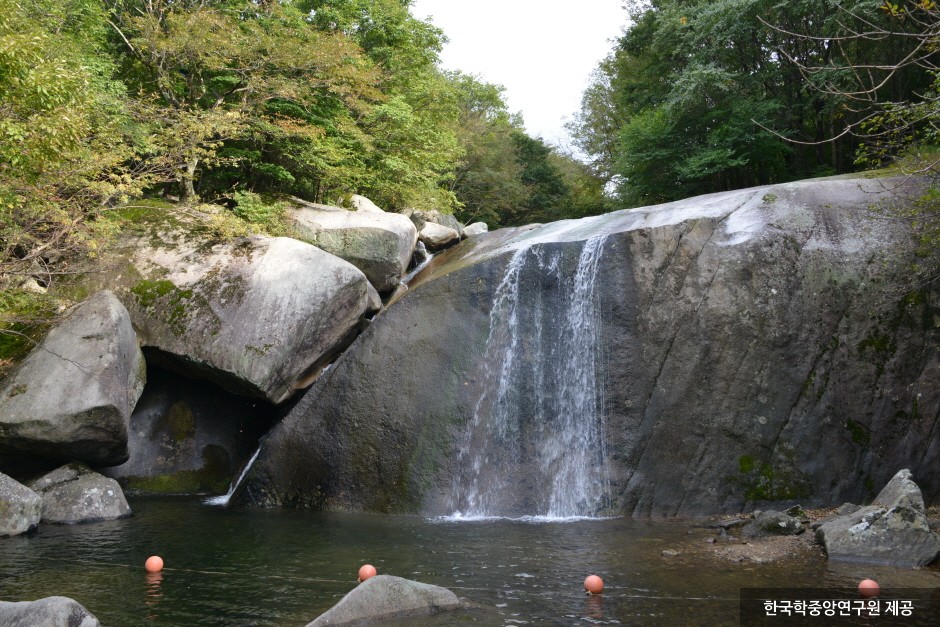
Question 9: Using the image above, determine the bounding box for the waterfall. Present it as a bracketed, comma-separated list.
[450, 235, 610, 519]
[204, 444, 262, 507]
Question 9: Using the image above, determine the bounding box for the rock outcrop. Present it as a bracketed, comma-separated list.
[0, 597, 100, 627]
[307, 575, 460, 626]
[29, 463, 132, 524]
[0, 472, 41, 537]
[287, 198, 418, 292]
[815, 469, 940, 567]
[0, 291, 145, 468]
[237, 176, 940, 516]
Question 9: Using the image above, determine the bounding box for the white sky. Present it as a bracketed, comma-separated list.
[410, 1, 627, 148]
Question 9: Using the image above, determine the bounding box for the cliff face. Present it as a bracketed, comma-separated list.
[237, 177, 940, 516]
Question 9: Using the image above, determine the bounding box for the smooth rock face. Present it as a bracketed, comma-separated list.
[0, 291, 145, 467]
[816, 469, 940, 567]
[29, 463, 131, 524]
[418, 221, 460, 251]
[463, 222, 488, 237]
[101, 368, 278, 495]
[287, 201, 418, 291]
[239, 177, 940, 515]
[124, 235, 373, 404]
[0, 596, 100, 627]
[0, 472, 41, 537]
[307, 575, 460, 626]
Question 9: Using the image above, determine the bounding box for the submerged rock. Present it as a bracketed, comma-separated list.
[815, 469, 940, 567]
[0, 291, 145, 467]
[29, 463, 131, 524]
[0, 596, 100, 627]
[287, 199, 418, 292]
[0, 472, 41, 537]
[239, 176, 940, 515]
[307, 575, 460, 626]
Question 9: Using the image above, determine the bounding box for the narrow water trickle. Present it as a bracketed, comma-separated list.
[204, 444, 262, 507]
[450, 235, 610, 519]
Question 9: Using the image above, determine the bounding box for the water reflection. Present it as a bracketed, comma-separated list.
[145, 572, 163, 621]
[584, 593, 604, 621]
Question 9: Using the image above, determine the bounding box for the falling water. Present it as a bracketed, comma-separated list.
[204, 444, 262, 507]
[451, 235, 610, 519]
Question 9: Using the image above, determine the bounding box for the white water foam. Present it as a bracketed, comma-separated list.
[449, 235, 611, 519]
[204, 445, 262, 507]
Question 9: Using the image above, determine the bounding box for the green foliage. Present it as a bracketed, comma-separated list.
[0, 288, 61, 379]
[231, 191, 290, 234]
[572, 0, 938, 207]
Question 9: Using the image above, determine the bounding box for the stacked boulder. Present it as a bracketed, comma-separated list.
[815, 469, 940, 567]
[28, 463, 131, 525]
[285, 195, 417, 293]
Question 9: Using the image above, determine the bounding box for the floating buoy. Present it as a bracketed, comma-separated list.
[358, 564, 377, 582]
[584, 574, 604, 595]
[145, 556, 164, 573]
[858, 579, 880, 598]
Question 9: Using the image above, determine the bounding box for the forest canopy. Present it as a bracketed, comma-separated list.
[570, 0, 940, 207]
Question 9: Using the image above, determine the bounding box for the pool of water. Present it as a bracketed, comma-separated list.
[1, 497, 938, 625]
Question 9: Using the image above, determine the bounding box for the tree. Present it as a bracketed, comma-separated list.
[760, 0, 940, 172]
[570, 0, 935, 206]
[107, 0, 384, 203]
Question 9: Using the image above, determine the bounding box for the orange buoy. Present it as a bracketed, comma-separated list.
[858, 579, 880, 598]
[145, 555, 164, 573]
[584, 574, 604, 595]
[358, 564, 377, 582]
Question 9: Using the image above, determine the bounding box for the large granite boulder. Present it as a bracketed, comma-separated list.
[287, 199, 418, 292]
[63, 206, 377, 404]
[406, 208, 465, 237]
[29, 463, 131, 524]
[0, 472, 41, 537]
[238, 176, 940, 516]
[0, 596, 100, 627]
[129, 236, 372, 404]
[307, 575, 460, 626]
[815, 469, 940, 567]
[101, 367, 278, 495]
[0, 291, 145, 467]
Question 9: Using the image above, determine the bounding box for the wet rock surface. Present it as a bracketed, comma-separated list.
[239, 176, 940, 515]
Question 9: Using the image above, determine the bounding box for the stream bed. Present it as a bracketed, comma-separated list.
[1, 497, 938, 625]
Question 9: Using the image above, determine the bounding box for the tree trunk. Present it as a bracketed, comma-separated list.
[180, 158, 198, 205]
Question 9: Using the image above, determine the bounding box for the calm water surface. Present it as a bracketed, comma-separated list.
[1, 497, 938, 625]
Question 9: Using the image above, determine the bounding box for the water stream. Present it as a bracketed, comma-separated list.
[451, 235, 610, 519]
[203, 445, 262, 507]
